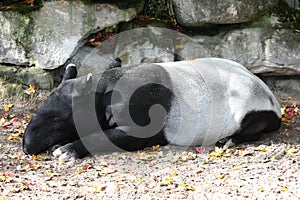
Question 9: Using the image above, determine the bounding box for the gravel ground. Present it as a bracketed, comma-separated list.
[0, 86, 299, 200]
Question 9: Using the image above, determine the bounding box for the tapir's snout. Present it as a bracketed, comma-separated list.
[23, 126, 45, 155]
[22, 133, 37, 155]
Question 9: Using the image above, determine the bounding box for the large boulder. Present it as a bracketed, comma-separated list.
[172, 0, 279, 27]
[0, 0, 144, 69]
[176, 27, 300, 75]
[114, 20, 175, 67]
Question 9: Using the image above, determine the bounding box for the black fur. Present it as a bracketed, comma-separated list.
[230, 111, 281, 144]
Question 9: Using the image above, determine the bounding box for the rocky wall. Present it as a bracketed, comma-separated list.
[0, 0, 299, 89]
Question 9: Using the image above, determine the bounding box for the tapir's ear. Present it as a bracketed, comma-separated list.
[73, 73, 93, 97]
[62, 64, 78, 81]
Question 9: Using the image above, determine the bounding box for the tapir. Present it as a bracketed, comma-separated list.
[23, 58, 281, 160]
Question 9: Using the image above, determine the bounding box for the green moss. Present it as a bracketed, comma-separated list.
[0, 0, 43, 14]
[78, 0, 144, 10]
[0, 71, 27, 102]
[15, 14, 34, 61]
[243, 0, 299, 29]
[141, 0, 171, 20]
[271, 0, 297, 23]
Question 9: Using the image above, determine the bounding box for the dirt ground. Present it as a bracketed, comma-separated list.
[0, 84, 299, 200]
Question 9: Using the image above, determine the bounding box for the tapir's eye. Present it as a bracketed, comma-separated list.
[53, 117, 60, 123]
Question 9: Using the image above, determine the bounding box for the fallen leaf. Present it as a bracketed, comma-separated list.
[82, 164, 93, 170]
[152, 145, 160, 151]
[76, 168, 84, 174]
[257, 145, 268, 152]
[185, 56, 196, 60]
[46, 170, 60, 177]
[285, 148, 298, 155]
[24, 85, 36, 95]
[218, 173, 226, 179]
[0, 173, 12, 183]
[258, 187, 265, 192]
[7, 135, 21, 142]
[232, 166, 243, 170]
[4, 103, 13, 112]
[270, 156, 276, 161]
[170, 171, 177, 176]
[25, 0, 35, 6]
[93, 185, 107, 193]
[178, 183, 187, 187]
[9, 153, 20, 159]
[194, 147, 205, 154]
[280, 185, 288, 191]
[186, 185, 195, 191]
[32, 155, 44, 160]
[21, 185, 29, 190]
[162, 177, 174, 185]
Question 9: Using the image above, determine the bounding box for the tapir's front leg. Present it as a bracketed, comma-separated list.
[53, 129, 157, 161]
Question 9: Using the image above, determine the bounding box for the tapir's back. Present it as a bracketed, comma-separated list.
[157, 58, 281, 146]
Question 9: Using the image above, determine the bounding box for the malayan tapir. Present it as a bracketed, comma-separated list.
[23, 58, 281, 160]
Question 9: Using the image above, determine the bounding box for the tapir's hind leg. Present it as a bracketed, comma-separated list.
[229, 111, 281, 145]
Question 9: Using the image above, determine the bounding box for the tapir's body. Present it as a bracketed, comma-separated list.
[23, 58, 281, 160]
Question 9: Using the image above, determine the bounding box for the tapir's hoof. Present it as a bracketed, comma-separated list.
[53, 143, 77, 161]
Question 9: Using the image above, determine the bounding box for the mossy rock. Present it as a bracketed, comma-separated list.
[79, 0, 145, 12]
[0, 0, 43, 14]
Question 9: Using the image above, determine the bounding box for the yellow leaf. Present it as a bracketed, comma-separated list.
[258, 187, 265, 192]
[1, 196, 6, 200]
[285, 148, 298, 155]
[257, 145, 268, 152]
[134, 177, 143, 182]
[152, 145, 160, 151]
[24, 85, 36, 95]
[9, 153, 20, 159]
[21, 185, 29, 190]
[232, 166, 243, 170]
[186, 185, 195, 191]
[76, 168, 84, 174]
[270, 156, 276, 161]
[163, 177, 174, 184]
[4, 103, 13, 112]
[0, 174, 12, 183]
[170, 171, 177, 176]
[7, 135, 21, 142]
[179, 183, 187, 187]
[281, 185, 288, 191]
[218, 174, 225, 179]
[32, 154, 44, 160]
[28, 85, 36, 94]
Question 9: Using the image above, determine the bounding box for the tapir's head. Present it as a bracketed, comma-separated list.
[23, 64, 93, 155]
